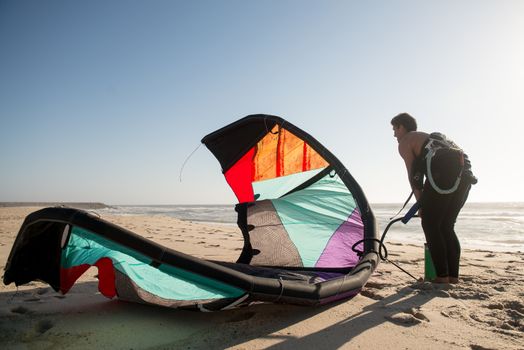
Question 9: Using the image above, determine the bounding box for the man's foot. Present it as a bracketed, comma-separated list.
[430, 276, 450, 283]
[449, 277, 459, 284]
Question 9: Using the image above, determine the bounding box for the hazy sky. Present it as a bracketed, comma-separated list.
[1, 1, 523, 205]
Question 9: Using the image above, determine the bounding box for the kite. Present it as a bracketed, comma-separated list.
[3, 114, 379, 310]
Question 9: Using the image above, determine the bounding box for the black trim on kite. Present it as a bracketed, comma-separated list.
[4, 207, 378, 307]
[201, 115, 282, 173]
[4, 114, 379, 310]
[202, 114, 378, 255]
[280, 165, 335, 198]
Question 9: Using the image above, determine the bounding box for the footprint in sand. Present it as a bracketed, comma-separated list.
[365, 281, 389, 289]
[397, 259, 413, 264]
[11, 306, 30, 314]
[35, 319, 54, 334]
[36, 288, 49, 295]
[226, 311, 255, 323]
[385, 312, 422, 325]
[504, 310, 524, 331]
[461, 276, 475, 282]
[504, 265, 520, 272]
[205, 244, 220, 248]
[487, 302, 504, 310]
[449, 290, 490, 300]
[504, 300, 524, 313]
[470, 344, 497, 350]
[406, 307, 429, 322]
[440, 304, 466, 319]
[409, 282, 454, 297]
[360, 289, 384, 300]
[24, 297, 40, 302]
[409, 282, 433, 291]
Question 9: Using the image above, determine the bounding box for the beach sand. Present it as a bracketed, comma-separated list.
[1, 207, 522, 349]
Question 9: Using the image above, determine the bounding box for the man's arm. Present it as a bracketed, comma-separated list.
[398, 137, 422, 201]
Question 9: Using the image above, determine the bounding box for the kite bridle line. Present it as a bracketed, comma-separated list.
[351, 214, 420, 282]
[179, 142, 203, 182]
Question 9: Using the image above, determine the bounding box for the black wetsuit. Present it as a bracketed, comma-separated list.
[420, 176, 471, 278]
[414, 135, 476, 278]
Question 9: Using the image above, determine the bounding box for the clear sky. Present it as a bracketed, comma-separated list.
[1, 1, 523, 205]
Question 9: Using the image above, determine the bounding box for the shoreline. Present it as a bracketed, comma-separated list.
[102, 204, 524, 253]
[1, 207, 522, 349]
[1, 201, 522, 210]
[0, 202, 111, 209]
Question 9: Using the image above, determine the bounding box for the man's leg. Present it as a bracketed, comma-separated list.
[420, 183, 453, 278]
[441, 181, 471, 279]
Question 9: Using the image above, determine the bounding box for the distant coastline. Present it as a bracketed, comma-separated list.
[0, 202, 110, 209]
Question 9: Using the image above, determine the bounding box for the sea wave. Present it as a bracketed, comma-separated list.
[101, 203, 524, 252]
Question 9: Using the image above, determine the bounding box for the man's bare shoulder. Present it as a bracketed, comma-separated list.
[407, 132, 429, 155]
[398, 131, 429, 156]
[405, 131, 429, 141]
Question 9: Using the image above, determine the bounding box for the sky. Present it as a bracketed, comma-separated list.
[1, 0, 523, 205]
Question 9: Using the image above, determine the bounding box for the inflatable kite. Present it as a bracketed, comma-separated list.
[3, 114, 379, 311]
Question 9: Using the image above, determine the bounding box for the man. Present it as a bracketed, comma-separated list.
[391, 113, 476, 284]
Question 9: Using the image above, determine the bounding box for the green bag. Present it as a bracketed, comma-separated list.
[424, 243, 437, 281]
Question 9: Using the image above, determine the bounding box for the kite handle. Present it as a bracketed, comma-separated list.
[401, 202, 420, 224]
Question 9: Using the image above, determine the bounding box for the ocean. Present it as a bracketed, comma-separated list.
[100, 202, 524, 252]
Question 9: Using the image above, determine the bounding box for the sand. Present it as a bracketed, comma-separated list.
[0, 207, 522, 349]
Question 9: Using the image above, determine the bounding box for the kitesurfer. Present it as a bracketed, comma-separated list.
[391, 113, 477, 284]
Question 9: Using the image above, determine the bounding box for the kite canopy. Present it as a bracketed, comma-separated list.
[3, 114, 379, 311]
[202, 115, 377, 269]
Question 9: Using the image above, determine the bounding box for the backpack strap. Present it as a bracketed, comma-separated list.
[424, 136, 464, 194]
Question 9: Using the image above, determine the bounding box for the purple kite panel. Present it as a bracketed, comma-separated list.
[315, 208, 364, 268]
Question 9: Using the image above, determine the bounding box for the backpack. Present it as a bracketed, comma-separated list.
[422, 132, 465, 194]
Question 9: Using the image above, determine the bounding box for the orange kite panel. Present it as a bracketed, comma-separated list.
[253, 126, 328, 181]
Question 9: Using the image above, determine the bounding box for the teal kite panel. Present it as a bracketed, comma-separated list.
[62, 227, 245, 301]
[271, 173, 357, 267]
[253, 167, 326, 200]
